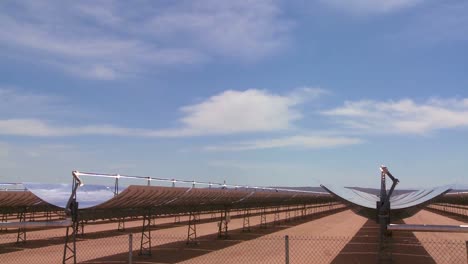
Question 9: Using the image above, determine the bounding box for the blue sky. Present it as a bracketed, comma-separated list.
[0, 0, 467, 189]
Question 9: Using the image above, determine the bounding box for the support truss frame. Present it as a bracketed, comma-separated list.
[218, 207, 230, 239]
[139, 211, 152, 256]
[186, 211, 198, 244]
[242, 208, 251, 232]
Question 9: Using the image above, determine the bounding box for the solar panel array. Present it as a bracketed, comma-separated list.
[0, 183, 333, 220]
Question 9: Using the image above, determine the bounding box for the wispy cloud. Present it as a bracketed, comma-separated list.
[0, 119, 138, 137]
[0, 1, 291, 79]
[0, 87, 63, 119]
[323, 98, 468, 134]
[391, 1, 468, 45]
[320, 0, 423, 14]
[203, 135, 363, 151]
[0, 142, 8, 158]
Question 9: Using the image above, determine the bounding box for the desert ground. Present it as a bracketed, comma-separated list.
[1, 205, 466, 264]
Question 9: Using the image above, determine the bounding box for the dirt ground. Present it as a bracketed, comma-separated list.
[1, 207, 466, 264]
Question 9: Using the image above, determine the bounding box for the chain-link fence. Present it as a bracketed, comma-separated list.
[1, 232, 466, 264]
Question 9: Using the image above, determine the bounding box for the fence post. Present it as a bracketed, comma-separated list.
[466, 241, 468, 264]
[285, 235, 289, 264]
[129, 233, 133, 264]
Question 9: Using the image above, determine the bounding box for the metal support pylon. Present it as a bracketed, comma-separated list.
[301, 204, 306, 218]
[63, 208, 79, 264]
[45, 210, 51, 221]
[29, 211, 35, 221]
[285, 206, 291, 222]
[218, 208, 230, 239]
[139, 213, 152, 256]
[242, 208, 251, 232]
[260, 207, 267, 229]
[118, 217, 126, 231]
[187, 211, 198, 244]
[174, 214, 181, 224]
[76, 219, 85, 236]
[1, 213, 7, 232]
[151, 215, 157, 227]
[16, 209, 26, 243]
[273, 207, 280, 225]
[63, 171, 83, 264]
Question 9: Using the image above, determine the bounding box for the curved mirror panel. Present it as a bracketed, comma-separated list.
[24, 183, 116, 209]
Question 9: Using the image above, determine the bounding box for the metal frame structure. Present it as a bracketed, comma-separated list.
[1, 170, 340, 263]
[63, 171, 82, 264]
[242, 208, 251, 232]
[139, 211, 152, 256]
[218, 207, 230, 238]
[186, 211, 198, 244]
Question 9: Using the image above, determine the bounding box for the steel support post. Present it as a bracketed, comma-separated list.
[63, 171, 83, 264]
[16, 209, 26, 243]
[114, 177, 119, 196]
[1, 213, 8, 232]
[118, 217, 126, 231]
[218, 208, 230, 239]
[139, 212, 152, 256]
[29, 211, 35, 221]
[129, 234, 133, 264]
[273, 207, 280, 225]
[285, 235, 290, 264]
[76, 219, 85, 236]
[187, 211, 198, 244]
[301, 204, 306, 218]
[174, 214, 181, 223]
[260, 207, 267, 229]
[45, 210, 51, 221]
[285, 206, 291, 222]
[151, 215, 157, 227]
[63, 201, 79, 264]
[242, 208, 251, 232]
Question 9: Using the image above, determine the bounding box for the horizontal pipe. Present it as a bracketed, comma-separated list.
[75, 171, 326, 194]
[388, 224, 468, 233]
[0, 218, 72, 228]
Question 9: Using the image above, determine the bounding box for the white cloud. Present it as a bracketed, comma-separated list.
[0, 0, 291, 79]
[321, 0, 423, 14]
[203, 135, 363, 151]
[323, 98, 468, 134]
[0, 88, 326, 137]
[150, 88, 326, 136]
